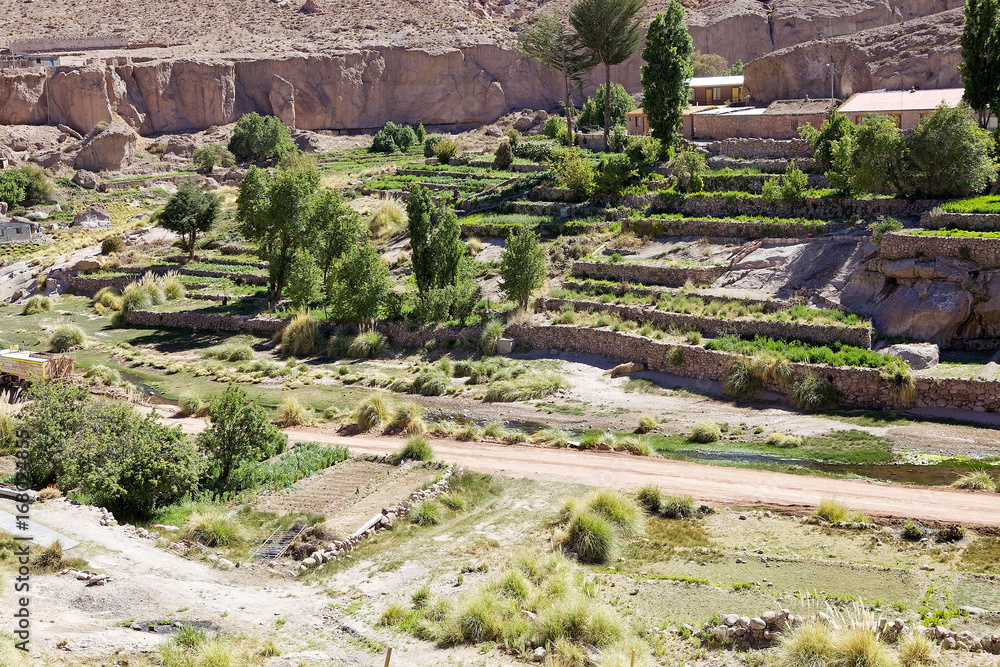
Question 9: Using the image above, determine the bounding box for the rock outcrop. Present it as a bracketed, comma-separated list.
[74, 122, 136, 172]
[744, 8, 964, 102]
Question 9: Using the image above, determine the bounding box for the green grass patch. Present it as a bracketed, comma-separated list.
[940, 195, 1000, 214]
[706, 335, 897, 370]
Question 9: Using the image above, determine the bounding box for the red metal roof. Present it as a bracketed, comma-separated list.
[838, 88, 965, 114]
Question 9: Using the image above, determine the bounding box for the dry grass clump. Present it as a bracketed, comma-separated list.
[768, 433, 803, 448]
[281, 313, 323, 357]
[789, 372, 842, 411]
[368, 196, 407, 237]
[178, 391, 211, 418]
[554, 490, 644, 564]
[898, 631, 939, 666]
[156, 627, 270, 667]
[49, 324, 86, 352]
[181, 511, 247, 547]
[346, 331, 387, 359]
[21, 295, 50, 315]
[812, 498, 869, 524]
[636, 414, 657, 434]
[532, 427, 571, 447]
[277, 397, 308, 427]
[483, 371, 564, 402]
[951, 469, 996, 492]
[397, 434, 434, 462]
[93, 286, 123, 311]
[777, 621, 835, 667]
[355, 395, 389, 431]
[162, 270, 187, 300]
[689, 420, 721, 443]
[390, 402, 426, 434]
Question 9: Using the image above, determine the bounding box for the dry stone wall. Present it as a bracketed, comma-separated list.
[703, 138, 812, 159]
[706, 156, 822, 173]
[701, 174, 829, 194]
[669, 195, 941, 221]
[881, 232, 1000, 268]
[571, 260, 728, 287]
[123, 309, 286, 333]
[534, 297, 873, 348]
[560, 279, 789, 313]
[625, 217, 841, 239]
[918, 211, 1000, 231]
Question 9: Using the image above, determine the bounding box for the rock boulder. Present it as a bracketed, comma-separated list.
[72, 203, 112, 229]
[73, 170, 100, 190]
[74, 123, 137, 172]
[883, 343, 939, 370]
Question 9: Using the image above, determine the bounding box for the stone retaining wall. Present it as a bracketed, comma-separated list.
[67, 275, 214, 295]
[701, 173, 828, 194]
[917, 211, 1000, 230]
[665, 195, 941, 222]
[535, 297, 873, 348]
[625, 217, 842, 239]
[459, 220, 612, 239]
[881, 231, 1000, 267]
[123, 309, 286, 333]
[467, 160, 548, 173]
[504, 324, 1000, 412]
[560, 279, 789, 313]
[705, 156, 822, 173]
[703, 138, 812, 159]
[571, 260, 728, 287]
[98, 173, 200, 193]
[506, 200, 598, 217]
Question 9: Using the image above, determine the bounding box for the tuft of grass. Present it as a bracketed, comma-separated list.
[161, 271, 186, 300]
[689, 421, 721, 443]
[533, 427, 571, 447]
[898, 631, 938, 666]
[49, 324, 86, 352]
[203, 344, 254, 362]
[84, 364, 123, 387]
[181, 512, 246, 547]
[636, 414, 657, 434]
[390, 402, 426, 434]
[660, 495, 696, 519]
[483, 372, 564, 402]
[281, 314, 323, 357]
[178, 391, 210, 418]
[767, 433, 803, 448]
[789, 372, 842, 411]
[409, 499, 443, 525]
[479, 319, 505, 355]
[832, 625, 896, 667]
[564, 511, 617, 564]
[93, 287, 123, 311]
[369, 196, 406, 237]
[398, 434, 434, 462]
[777, 621, 835, 667]
[812, 498, 868, 524]
[636, 485, 661, 513]
[411, 585, 432, 609]
[722, 356, 763, 399]
[466, 237, 483, 255]
[902, 519, 925, 541]
[21, 295, 51, 315]
[347, 331, 387, 359]
[882, 365, 916, 406]
[355, 395, 389, 431]
[951, 469, 996, 491]
[411, 371, 451, 396]
[0, 413, 16, 455]
[277, 397, 307, 427]
[616, 436, 654, 456]
[121, 282, 152, 313]
[576, 489, 644, 537]
[378, 603, 408, 627]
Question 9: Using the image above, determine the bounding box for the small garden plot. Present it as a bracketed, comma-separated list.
[363, 173, 510, 198]
[184, 260, 269, 276]
[705, 335, 898, 370]
[909, 228, 1000, 238]
[941, 195, 1000, 214]
[318, 147, 424, 173]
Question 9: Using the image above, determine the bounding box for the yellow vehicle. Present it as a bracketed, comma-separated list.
[0, 347, 74, 394]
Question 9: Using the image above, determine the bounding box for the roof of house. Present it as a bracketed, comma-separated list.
[684, 105, 766, 117]
[763, 98, 838, 115]
[838, 88, 965, 114]
[626, 108, 645, 116]
[687, 75, 744, 88]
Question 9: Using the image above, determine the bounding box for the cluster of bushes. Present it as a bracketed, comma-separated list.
[371, 121, 420, 153]
[761, 161, 809, 205]
[228, 112, 294, 163]
[635, 485, 696, 518]
[0, 165, 50, 209]
[554, 489, 644, 564]
[706, 335, 902, 371]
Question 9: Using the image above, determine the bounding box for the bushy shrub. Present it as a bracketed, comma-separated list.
[355, 395, 388, 431]
[625, 135, 663, 168]
[552, 148, 596, 201]
[669, 149, 705, 193]
[277, 397, 307, 427]
[0, 413, 16, 455]
[389, 402, 426, 434]
[182, 511, 246, 547]
[371, 121, 418, 153]
[280, 314, 322, 357]
[565, 511, 617, 563]
[49, 324, 86, 352]
[192, 144, 236, 172]
[493, 138, 514, 170]
[868, 216, 903, 246]
[762, 161, 808, 204]
[423, 135, 443, 158]
[515, 141, 554, 162]
[544, 116, 567, 139]
[902, 518, 925, 541]
[505, 127, 520, 152]
[722, 357, 764, 399]
[661, 495, 696, 519]
[788, 373, 841, 411]
[21, 295, 51, 315]
[689, 421, 721, 443]
[347, 331, 387, 359]
[578, 83, 635, 129]
[433, 139, 459, 165]
[595, 153, 635, 197]
[0, 165, 51, 208]
[178, 391, 210, 418]
[936, 523, 966, 542]
[636, 414, 657, 434]
[398, 434, 434, 462]
[479, 319, 505, 355]
[101, 235, 126, 254]
[228, 112, 293, 163]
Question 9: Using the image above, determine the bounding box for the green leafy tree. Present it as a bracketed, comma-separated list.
[370, 122, 418, 153]
[307, 190, 367, 295]
[406, 185, 463, 296]
[493, 137, 515, 170]
[228, 112, 294, 163]
[552, 147, 597, 200]
[641, 2, 694, 151]
[960, 0, 1000, 128]
[236, 166, 320, 301]
[192, 144, 235, 172]
[285, 251, 322, 311]
[157, 182, 221, 260]
[669, 148, 705, 193]
[570, 0, 646, 147]
[330, 241, 391, 327]
[691, 51, 726, 77]
[500, 228, 547, 309]
[799, 110, 855, 172]
[198, 385, 287, 493]
[0, 165, 51, 209]
[17, 382, 89, 487]
[578, 83, 636, 129]
[848, 114, 913, 195]
[519, 14, 598, 145]
[908, 104, 999, 197]
[723, 60, 744, 76]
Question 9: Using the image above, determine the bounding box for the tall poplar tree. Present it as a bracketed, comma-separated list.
[640, 1, 694, 151]
[570, 0, 646, 147]
[960, 0, 1000, 128]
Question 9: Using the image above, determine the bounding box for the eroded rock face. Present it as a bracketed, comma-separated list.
[74, 123, 136, 172]
[744, 8, 963, 103]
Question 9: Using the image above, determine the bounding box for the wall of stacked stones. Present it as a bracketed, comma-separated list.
[671, 195, 941, 221]
[703, 138, 813, 159]
[123, 309, 286, 333]
[881, 232, 1000, 266]
[504, 324, 1000, 412]
[624, 217, 841, 239]
[459, 220, 612, 239]
[685, 113, 828, 141]
[571, 260, 728, 286]
[534, 297, 873, 348]
[706, 156, 822, 173]
[917, 212, 1000, 230]
[700, 174, 828, 194]
[560, 279, 789, 313]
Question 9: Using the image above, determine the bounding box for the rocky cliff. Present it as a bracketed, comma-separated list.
[744, 8, 964, 102]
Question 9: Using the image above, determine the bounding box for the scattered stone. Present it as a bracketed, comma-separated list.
[533, 647, 546, 662]
[72, 170, 100, 190]
[72, 203, 111, 229]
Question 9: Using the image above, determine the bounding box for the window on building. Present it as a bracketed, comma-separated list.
[732, 87, 741, 103]
[713, 87, 721, 100]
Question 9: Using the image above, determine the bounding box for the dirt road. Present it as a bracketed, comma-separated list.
[277, 428, 1000, 529]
